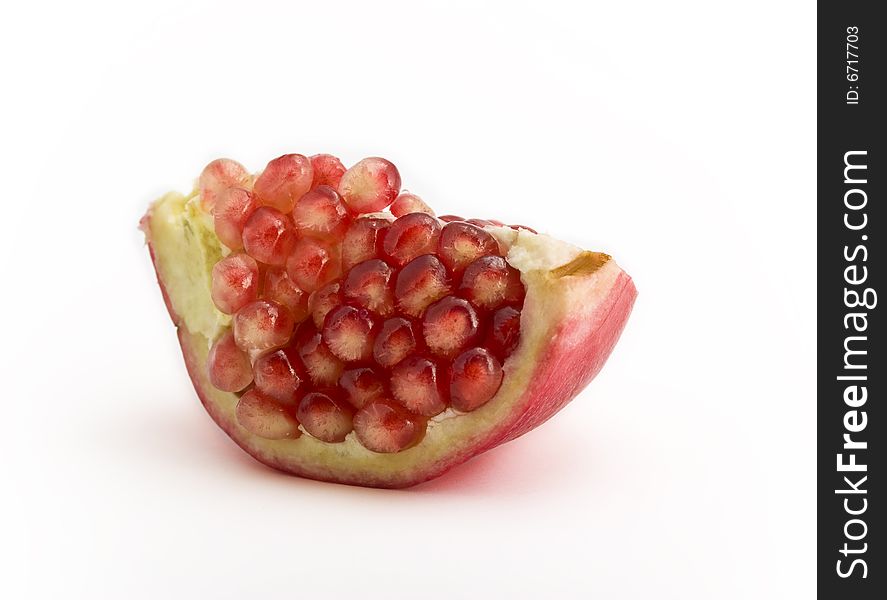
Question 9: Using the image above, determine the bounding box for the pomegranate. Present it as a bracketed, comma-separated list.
[141, 153, 636, 488]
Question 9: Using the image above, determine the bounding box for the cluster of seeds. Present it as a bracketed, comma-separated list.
[202, 154, 527, 453]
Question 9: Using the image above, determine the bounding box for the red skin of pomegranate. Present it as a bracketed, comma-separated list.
[145, 201, 635, 487]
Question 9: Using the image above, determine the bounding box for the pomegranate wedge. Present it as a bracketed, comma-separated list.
[141, 153, 636, 488]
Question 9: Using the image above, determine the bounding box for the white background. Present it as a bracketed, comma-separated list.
[1, 1, 815, 598]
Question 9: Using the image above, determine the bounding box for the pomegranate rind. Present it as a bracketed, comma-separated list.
[143, 190, 636, 489]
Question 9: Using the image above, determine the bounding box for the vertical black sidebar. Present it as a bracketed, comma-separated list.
[818, 2, 884, 597]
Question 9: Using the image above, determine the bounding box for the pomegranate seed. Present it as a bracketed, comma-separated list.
[509, 224, 538, 234]
[438, 215, 464, 223]
[343, 259, 394, 316]
[291, 185, 351, 240]
[235, 389, 301, 440]
[372, 317, 417, 369]
[437, 222, 500, 274]
[253, 154, 314, 213]
[341, 216, 392, 270]
[214, 187, 257, 250]
[421, 296, 480, 359]
[253, 347, 305, 405]
[390, 192, 435, 217]
[390, 356, 448, 416]
[262, 266, 310, 323]
[308, 281, 342, 329]
[310, 153, 346, 190]
[296, 329, 344, 387]
[353, 400, 423, 453]
[339, 367, 386, 409]
[467, 218, 492, 227]
[449, 348, 503, 412]
[211, 254, 259, 315]
[286, 237, 342, 293]
[297, 392, 355, 443]
[322, 305, 377, 362]
[486, 306, 521, 358]
[459, 255, 524, 310]
[207, 330, 253, 392]
[382, 213, 442, 266]
[242, 207, 297, 266]
[394, 255, 452, 317]
[199, 158, 250, 211]
[233, 300, 295, 352]
[338, 157, 401, 213]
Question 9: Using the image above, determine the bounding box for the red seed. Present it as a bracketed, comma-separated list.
[211, 254, 259, 314]
[339, 367, 386, 409]
[338, 157, 401, 213]
[343, 259, 394, 316]
[459, 255, 524, 310]
[233, 300, 295, 352]
[207, 330, 253, 392]
[353, 399, 423, 453]
[390, 192, 435, 217]
[235, 389, 301, 440]
[253, 154, 314, 213]
[394, 255, 452, 317]
[467, 218, 492, 227]
[308, 281, 342, 329]
[253, 347, 305, 405]
[242, 207, 297, 266]
[509, 224, 538, 234]
[438, 215, 464, 223]
[286, 237, 342, 293]
[199, 158, 251, 211]
[382, 213, 442, 266]
[449, 348, 503, 412]
[421, 296, 480, 359]
[372, 317, 417, 369]
[291, 185, 351, 240]
[341, 216, 393, 270]
[390, 356, 448, 416]
[214, 187, 257, 250]
[486, 306, 521, 358]
[437, 222, 501, 274]
[297, 392, 355, 443]
[310, 153, 346, 190]
[262, 266, 310, 323]
[322, 305, 377, 362]
[296, 329, 345, 387]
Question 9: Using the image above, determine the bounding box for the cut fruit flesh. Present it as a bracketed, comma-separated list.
[142, 154, 636, 488]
